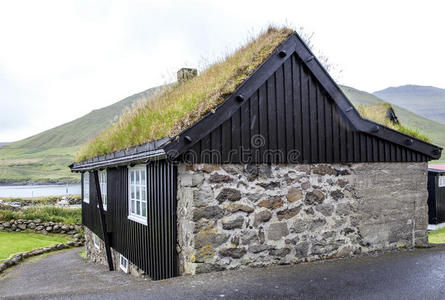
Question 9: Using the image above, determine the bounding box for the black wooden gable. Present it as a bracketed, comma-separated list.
[71, 32, 442, 172]
[164, 33, 442, 163]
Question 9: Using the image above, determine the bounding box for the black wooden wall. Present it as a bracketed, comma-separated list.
[82, 172, 103, 239]
[82, 160, 178, 280]
[428, 171, 445, 225]
[182, 53, 428, 164]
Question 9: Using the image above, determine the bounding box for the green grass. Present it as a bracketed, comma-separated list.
[342, 85, 445, 159]
[374, 85, 445, 125]
[1, 195, 81, 206]
[0, 206, 81, 225]
[76, 26, 294, 161]
[0, 86, 162, 184]
[0, 231, 71, 260]
[356, 103, 431, 142]
[428, 227, 445, 244]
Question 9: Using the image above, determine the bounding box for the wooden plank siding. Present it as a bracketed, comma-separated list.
[181, 53, 428, 164]
[82, 160, 178, 280]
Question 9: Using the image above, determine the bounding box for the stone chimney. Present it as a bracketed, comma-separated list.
[177, 68, 198, 83]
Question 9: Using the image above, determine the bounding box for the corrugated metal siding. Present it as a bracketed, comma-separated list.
[428, 172, 437, 224]
[82, 161, 177, 280]
[182, 54, 428, 164]
[438, 178, 445, 224]
[427, 171, 445, 225]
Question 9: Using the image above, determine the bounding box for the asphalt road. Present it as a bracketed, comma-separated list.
[1, 246, 445, 299]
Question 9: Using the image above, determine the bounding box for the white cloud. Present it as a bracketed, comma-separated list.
[1, 0, 445, 141]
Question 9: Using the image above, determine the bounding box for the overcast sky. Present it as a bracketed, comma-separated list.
[1, 0, 445, 142]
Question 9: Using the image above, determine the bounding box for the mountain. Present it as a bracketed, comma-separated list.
[1, 83, 444, 185]
[0, 143, 9, 148]
[374, 85, 445, 124]
[0, 86, 163, 184]
[341, 85, 445, 160]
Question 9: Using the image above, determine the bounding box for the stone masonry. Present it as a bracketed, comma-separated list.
[84, 227, 146, 277]
[177, 162, 428, 275]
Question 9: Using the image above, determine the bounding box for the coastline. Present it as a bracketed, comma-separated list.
[0, 180, 80, 187]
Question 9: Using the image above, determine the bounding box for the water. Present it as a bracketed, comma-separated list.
[0, 184, 81, 198]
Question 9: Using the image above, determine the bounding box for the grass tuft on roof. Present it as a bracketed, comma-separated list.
[75, 26, 293, 162]
[357, 103, 431, 142]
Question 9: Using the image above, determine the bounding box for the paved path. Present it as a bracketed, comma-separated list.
[2, 247, 445, 299]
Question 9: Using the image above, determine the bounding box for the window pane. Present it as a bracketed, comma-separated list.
[131, 200, 135, 213]
[136, 186, 140, 199]
[130, 171, 134, 183]
[142, 202, 146, 217]
[136, 171, 140, 185]
[131, 185, 135, 199]
[142, 186, 146, 201]
[141, 171, 146, 185]
[136, 201, 140, 215]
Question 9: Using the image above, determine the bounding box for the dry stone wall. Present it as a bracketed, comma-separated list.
[177, 162, 428, 275]
[84, 227, 146, 277]
[0, 219, 83, 241]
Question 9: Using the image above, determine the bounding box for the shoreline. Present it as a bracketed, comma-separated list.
[0, 181, 80, 187]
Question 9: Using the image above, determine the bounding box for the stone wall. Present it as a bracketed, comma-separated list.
[0, 219, 83, 241]
[176, 162, 428, 275]
[84, 227, 146, 277]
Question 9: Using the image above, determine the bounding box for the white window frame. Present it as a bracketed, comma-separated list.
[128, 165, 148, 226]
[99, 170, 107, 211]
[83, 172, 90, 203]
[120, 254, 129, 273]
[439, 175, 445, 187]
[93, 233, 100, 249]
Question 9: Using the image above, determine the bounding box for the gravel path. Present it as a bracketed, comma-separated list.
[2, 246, 445, 299]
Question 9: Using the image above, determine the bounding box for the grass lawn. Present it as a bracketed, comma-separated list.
[0, 206, 81, 224]
[428, 228, 445, 244]
[0, 231, 71, 261]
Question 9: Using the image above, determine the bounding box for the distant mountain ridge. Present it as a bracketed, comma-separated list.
[341, 85, 445, 160]
[0, 143, 9, 148]
[374, 85, 445, 125]
[1, 82, 444, 185]
[0, 85, 164, 184]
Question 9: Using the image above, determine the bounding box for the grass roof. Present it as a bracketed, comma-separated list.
[75, 26, 430, 162]
[356, 103, 431, 142]
[75, 26, 293, 162]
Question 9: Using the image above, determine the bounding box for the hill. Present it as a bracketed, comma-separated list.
[0, 143, 9, 148]
[2, 81, 444, 185]
[341, 85, 445, 160]
[374, 85, 445, 124]
[0, 86, 163, 184]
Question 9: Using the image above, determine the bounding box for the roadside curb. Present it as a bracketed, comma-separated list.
[0, 241, 84, 274]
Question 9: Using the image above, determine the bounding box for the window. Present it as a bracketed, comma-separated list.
[439, 176, 445, 187]
[99, 170, 107, 210]
[120, 254, 129, 273]
[128, 165, 147, 225]
[93, 234, 100, 249]
[83, 172, 90, 203]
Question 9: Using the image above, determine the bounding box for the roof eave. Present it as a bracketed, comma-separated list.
[70, 149, 167, 172]
[70, 137, 171, 172]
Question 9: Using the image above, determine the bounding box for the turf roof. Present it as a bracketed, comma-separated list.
[356, 103, 430, 142]
[75, 26, 293, 162]
[75, 26, 430, 162]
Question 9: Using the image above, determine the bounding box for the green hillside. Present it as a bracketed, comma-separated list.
[0, 86, 163, 184]
[1, 82, 443, 185]
[374, 85, 445, 125]
[341, 85, 445, 160]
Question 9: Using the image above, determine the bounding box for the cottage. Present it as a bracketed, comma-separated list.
[70, 28, 442, 280]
